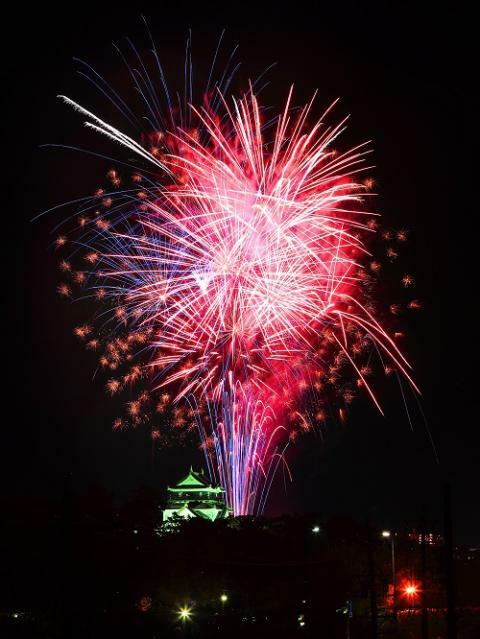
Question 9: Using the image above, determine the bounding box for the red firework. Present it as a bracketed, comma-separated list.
[49, 52, 419, 514]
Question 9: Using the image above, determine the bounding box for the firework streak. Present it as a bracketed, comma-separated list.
[53, 76, 418, 515]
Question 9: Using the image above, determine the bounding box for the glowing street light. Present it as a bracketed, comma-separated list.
[401, 580, 420, 612]
[312, 525, 321, 534]
[220, 593, 228, 603]
[381, 529, 396, 616]
[404, 583, 418, 597]
[178, 605, 192, 621]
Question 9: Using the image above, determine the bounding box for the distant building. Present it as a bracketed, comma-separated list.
[161, 468, 231, 528]
[408, 529, 443, 546]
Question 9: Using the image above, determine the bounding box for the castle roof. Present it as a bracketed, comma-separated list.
[167, 467, 224, 493]
[175, 467, 210, 488]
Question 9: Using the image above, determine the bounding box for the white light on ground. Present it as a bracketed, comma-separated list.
[178, 606, 192, 621]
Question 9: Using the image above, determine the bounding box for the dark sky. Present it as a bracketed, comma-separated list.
[4, 3, 478, 543]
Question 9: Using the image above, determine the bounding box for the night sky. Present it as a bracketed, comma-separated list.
[5, 3, 478, 543]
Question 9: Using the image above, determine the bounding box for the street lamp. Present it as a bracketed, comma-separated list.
[220, 593, 228, 603]
[381, 530, 396, 616]
[312, 525, 321, 534]
[178, 605, 192, 621]
[403, 581, 420, 611]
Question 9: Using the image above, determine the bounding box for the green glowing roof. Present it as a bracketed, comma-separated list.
[175, 467, 209, 487]
[192, 506, 224, 522]
[167, 468, 225, 493]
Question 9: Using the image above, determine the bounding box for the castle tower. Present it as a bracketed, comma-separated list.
[162, 468, 231, 525]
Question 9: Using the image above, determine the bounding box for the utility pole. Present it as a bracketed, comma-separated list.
[420, 505, 428, 639]
[61, 474, 73, 639]
[391, 534, 396, 619]
[346, 601, 351, 639]
[443, 484, 457, 639]
[367, 515, 378, 639]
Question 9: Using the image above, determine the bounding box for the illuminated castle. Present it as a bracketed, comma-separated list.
[161, 468, 231, 526]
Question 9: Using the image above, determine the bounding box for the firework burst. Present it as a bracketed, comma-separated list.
[46, 39, 419, 515]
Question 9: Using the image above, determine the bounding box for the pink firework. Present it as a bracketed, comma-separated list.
[54, 76, 418, 514]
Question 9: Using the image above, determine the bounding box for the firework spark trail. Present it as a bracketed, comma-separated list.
[212, 378, 287, 516]
[56, 80, 418, 515]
